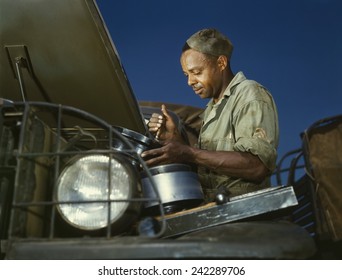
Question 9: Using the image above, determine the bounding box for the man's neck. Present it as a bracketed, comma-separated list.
[212, 70, 234, 104]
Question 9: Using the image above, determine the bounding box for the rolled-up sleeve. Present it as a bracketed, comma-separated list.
[232, 96, 279, 171]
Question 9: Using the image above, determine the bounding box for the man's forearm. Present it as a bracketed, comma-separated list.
[188, 146, 269, 182]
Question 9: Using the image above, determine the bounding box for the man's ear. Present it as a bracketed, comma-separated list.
[217, 55, 228, 71]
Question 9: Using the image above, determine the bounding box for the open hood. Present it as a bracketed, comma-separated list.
[0, 0, 146, 134]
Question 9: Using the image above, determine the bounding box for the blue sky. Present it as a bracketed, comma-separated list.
[96, 0, 342, 164]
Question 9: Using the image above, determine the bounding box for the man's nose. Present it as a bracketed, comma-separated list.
[187, 75, 196, 86]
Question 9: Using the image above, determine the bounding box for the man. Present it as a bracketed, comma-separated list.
[141, 28, 279, 201]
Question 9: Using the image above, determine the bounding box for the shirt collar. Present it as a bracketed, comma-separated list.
[205, 71, 247, 109]
[223, 71, 247, 97]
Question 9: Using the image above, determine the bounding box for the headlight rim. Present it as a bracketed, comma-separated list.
[55, 152, 141, 232]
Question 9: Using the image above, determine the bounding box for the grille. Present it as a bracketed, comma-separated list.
[1, 102, 165, 240]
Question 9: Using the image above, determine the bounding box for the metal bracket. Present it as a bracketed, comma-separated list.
[5, 45, 34, 102]
[159, 186, 298, 237]
[4, 45, 51, 103]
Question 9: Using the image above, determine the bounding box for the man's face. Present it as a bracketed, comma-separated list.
[180, 49, 223, 101]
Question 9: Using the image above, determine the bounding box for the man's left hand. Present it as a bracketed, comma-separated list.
[141, 141, 191, 166]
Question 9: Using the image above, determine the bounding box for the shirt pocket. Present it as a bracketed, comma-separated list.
[201, 133, 235, 151]
[215, 135, 235, 151]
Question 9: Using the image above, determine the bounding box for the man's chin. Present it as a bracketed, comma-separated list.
[197, 91, 208, 99]
[194, 89, 205, 97]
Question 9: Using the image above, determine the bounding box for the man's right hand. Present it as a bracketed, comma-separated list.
[147, 104, 181, 142]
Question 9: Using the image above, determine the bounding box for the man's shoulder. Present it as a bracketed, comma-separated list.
[236, 76, 264, 90]
[234, 71, 268, 89]
[231, 75, 273, 104]
[230, 72, 264, 93]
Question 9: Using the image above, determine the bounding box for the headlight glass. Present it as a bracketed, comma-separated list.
[56, 154, 133, 230]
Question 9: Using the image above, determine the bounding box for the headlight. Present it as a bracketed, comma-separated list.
[56, 154, 141, 232]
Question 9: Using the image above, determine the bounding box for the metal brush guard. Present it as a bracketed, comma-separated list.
[6, 101, 166, 239]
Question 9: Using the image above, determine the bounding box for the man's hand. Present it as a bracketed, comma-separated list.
[142, 142, 269, 183]
[147, 104, 180, 141]
[141, 140, 193, 166]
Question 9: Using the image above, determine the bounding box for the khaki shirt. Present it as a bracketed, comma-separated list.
[198, 71, 279, 199]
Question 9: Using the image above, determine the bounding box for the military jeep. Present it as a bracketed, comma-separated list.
[0, 0, 341, 260]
